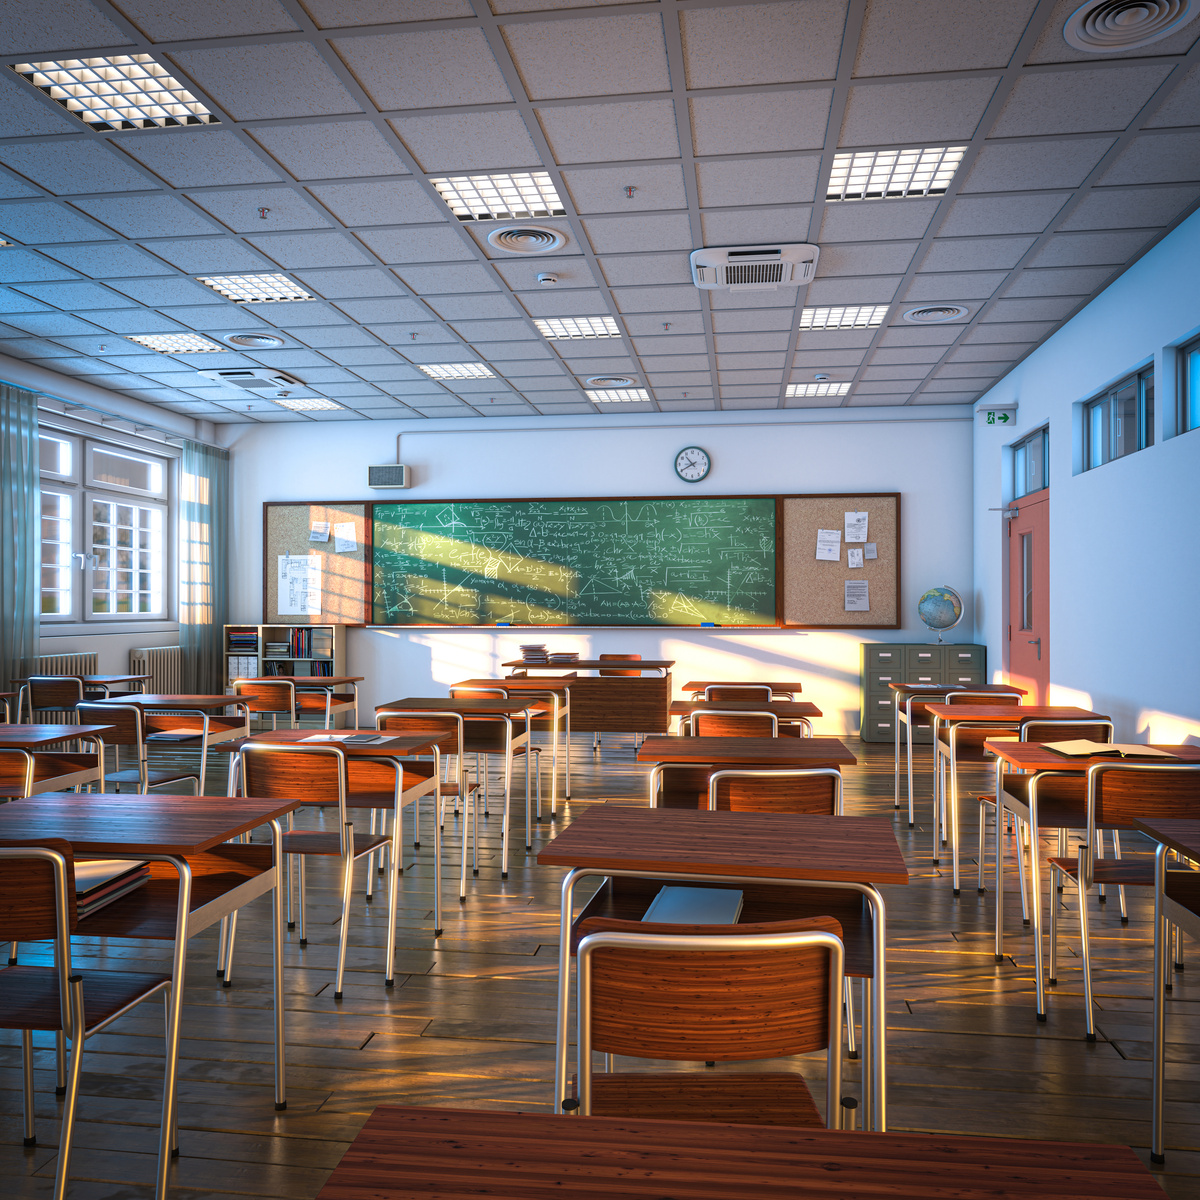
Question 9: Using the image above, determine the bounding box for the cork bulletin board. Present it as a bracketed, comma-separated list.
[781, 494, 900, 628]
[263, 502, 369, 625]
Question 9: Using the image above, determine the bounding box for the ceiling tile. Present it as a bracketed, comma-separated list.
[332, 29, 512, 109]
[990, 65, 1173, 138]
[389, 111, 540, 172]
[491, 255, 599, 289]
[646, 373, 711, 387]
[5, 311, 106, 336]
[0, 141, 156, 196]
[517, 288, 609, 316]
[247, 232, 375, 268]
[1, 201, 116, 243]
[947, 342, 1033, 362]
[819, 198, 939, 242]
[166, 304, 281, 330]
[582, 212, 695, 254]
[111, 0, 298, 39]
[1001, 266, 1114, 296]
[427, 294, 524, 320]
[640, 354, 708, 372]
[876, 325, 960, 347]
[698, 157, 819, 208]
[598, 253, 691, 287]
[624, 311, 704, 335]
[332, 297, 429, 324]
[294, 268, 407, 298]
[700, 207, 813, 246]
[471, 340, 551, 361]
[710, 309, 793, 334]
[1027, 229, 1155, 268]
[865, 346, 942, 365]
[0, 289, 52, 313]
[310, 180, 445, 227]
[190, 187, 332, 233]
[854, 379, 919, 393]
[806, 275, 901, 304]
[720, 386, 779, 400]
[537, 100, 679, 164]
[963, 322, 1055, 343]
[934, 361, 1006, 379]
[0, 72, 83, 138]
[0, 249, 79, 282]
[816, 241, 919, 276]
[561, 354, 635, 371]
[358, 226, 476, 264]
[713, 332, 790, 353]
[169, 43, 362, 120]
[921, 235, 1036, 272]
[960, 136, 1115, 192]
[302, 0, 471, 24]
[840, 77, 999, 146]
[937, 193, 1071, 238]
[313, 344, 401, 362]
[904, 271, 1006, 301]
[107, 277, 217, 306]
[86, 309, 187, 333]
[680, 2, 846, 89]
[853, 0, 1037, 75]
[256, 299, 347, 326]
[1060, 184, 1200, 231]
[42, 243, 172, 278]
[689, 89, 832, 157]
[860, 363, 928, 381]
[452, 319, 537, 342]
[1100, 131, 1200, 187]
[0, 0, 132, 55]
[716, 351, 786, 370]
[562, 164, 686, 214]
[845, 393, 911, 406]
[147, 238, 274, 274]
[364, 324, 445, 345]
[395, 263, 500, 294]
[117, 128, 282, 189]
[72, 194, 215, 238]
[633, 334, 708, 355]
[709, 288, 798, 310]
[249, 121, 410, 182]
[1025, 0, 1200, 65]
[611, 285, 700, 314]
[1146, 62, 1200, 129]
[0, 170, 40, 200]
[353, 364, 426, 382]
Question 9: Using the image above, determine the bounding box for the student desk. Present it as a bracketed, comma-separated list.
[669, 698, 822, 736]
[0, 722, 115, 794]
[684, 679, 804, 698]
[504, 658, 674, 676]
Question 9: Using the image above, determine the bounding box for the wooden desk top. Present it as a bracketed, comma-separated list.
[503, 659, 674, 671]
[684, 679, 803, 694]
[925, 704, 1106, 723]
[1133, 819, 1200, 863]
[670, 700, 822, 719]
[0, 723, 115, 747]
[376, 697, 550, 715]
[637, 735, 856, 767]
[987, 742, 1200, 772]
[0, 793, 301, 855]
[455, 676, 575, 693]
[889, 681, 1027, 695]
[241, 729, 443, 756]
[98, 694, 242, 709]
[316, 1105, 1165, 1200]
[538, 805, 907, 885]
[236, 676, 363, 686]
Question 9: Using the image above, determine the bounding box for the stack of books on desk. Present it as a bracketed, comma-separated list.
[549, 652, 579, 664]
[76, 859, 151, 919]
[520, 644, 548, 663]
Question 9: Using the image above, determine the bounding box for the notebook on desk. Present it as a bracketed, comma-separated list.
[1043, 740, 1177, 759]
[642, 885, 744, 925]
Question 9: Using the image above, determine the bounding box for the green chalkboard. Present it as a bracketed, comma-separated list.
[372, 498, 776, 626]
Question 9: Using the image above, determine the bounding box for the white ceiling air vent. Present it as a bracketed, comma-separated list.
[585, 374, 636, 388]
[690, 244, 819, 292]
[903, 305, 970, 324]
[486, 225, 567, 254]
[223, 333, 285, 349]
[1063, 0, 1195, 51]
[196, 367, 311, 398]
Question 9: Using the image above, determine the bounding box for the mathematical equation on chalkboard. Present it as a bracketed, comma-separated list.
[372, 498, 776, 626]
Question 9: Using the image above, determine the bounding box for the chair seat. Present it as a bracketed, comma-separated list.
[280, 830, 390, 857]
[0, 965, 170, 1032]
[295, 694, 354, 713]
[1048, 858, 1154, 886]
[583, 1071, 823, 1127]
[107, 767, 199, 791]
[146, 715, 246, 736]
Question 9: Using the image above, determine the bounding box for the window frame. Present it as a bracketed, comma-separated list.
[1179, 336, 1200, 436]
[1011, 425, 1049, 500]
[1082, 365, 1154, 471]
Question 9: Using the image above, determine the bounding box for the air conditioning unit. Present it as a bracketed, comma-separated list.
[690, 244, 819, 292]
[368, 464, 411, 489]
[196, 367, 309, 398]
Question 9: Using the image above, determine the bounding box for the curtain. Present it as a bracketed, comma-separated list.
[0, 382, 39, 695]
[179, 440, 229, 695]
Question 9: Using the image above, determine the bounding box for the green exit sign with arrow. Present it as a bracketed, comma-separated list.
[978, 404, 1017, 425]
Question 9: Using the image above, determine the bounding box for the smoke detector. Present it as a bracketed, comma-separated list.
[903, 305, 970, 324]
[536, 272, 559, 286]
[1063, 0, 1195, 51]
[223, 333, 285, 349]
[585, 374, 636, 388]
[486, 225, 567, 254]
[690, 243, 819, 291]
[196, 367, 312, 398]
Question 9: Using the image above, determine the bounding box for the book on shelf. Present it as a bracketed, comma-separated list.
[1043, 740, 1178, 760]
[228, 655, 259, 682]
[641, 885, 744, 925]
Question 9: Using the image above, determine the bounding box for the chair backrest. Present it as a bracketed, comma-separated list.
[376, 710, 465, 757]
[598, 653, 641, 677]
[946, 689, 1022, 706]
[239, 743, 347, 816]
[0, 748, 35, 797]
[233, 680, 297, 716]
[0, 839, 77, 940]
[692, 710, 778, 738]
[1088, 762, 1200, 832]
[575, 916, 844, 1122]
[77, 702, 143, 749]
[1021, 718, 1113, 744]
[26, 675, 84, 715]
[448, 687, 507, 699]
[708, 768, 841, 815]
[704, 685, 772, 701]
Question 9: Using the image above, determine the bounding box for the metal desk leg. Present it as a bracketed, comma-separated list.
[864, 884, 888, 1131]
[269, 818, 287, 1110]
[156, 856, 193, 1200]
[1152, 842, 1167, 1162]
[893, 694, 901, 810]
[564, 698, 572, 800]
[1030, 805, 1046, 1020]
[555, 868, 584, 1112]
[905, 698, 917, 826]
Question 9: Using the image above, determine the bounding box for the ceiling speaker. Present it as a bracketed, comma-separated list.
[369, 464, 411, 489]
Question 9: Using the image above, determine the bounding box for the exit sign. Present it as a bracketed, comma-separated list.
[978, 404, 1017, 425]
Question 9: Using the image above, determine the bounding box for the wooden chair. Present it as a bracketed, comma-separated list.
[1050, 762, 1200, 1039]
[0, 840, 173, 1200]
[76, 702, 199, 794]
[233, 678, 359, 731]
[688, 709, 779, 738]
[0, 741, 106, 799]
[19, 676, 84, 723]
[232, 679, 298, 730]
[706, 767, 843, 815]
[704, 685, 772, 701]
[572, 915, 845, 1127]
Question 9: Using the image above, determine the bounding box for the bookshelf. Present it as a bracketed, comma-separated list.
[224, 623, 347, 683]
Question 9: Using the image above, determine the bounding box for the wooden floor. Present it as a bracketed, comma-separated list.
[3, 736, 1200, 1198]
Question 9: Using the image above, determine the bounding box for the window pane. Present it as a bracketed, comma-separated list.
[39, 489, 72, 616]
[1142, 370, 1154, 447]
[1188, 346, 1200, 432]
[39, 435, 71, 476]
[1021, 533, 1034, 630]
[90, 496, 164, 617]
[1012, 443, 1027, 499]
[1112, 382, 1138, 459]
[1026, 429, 1045, 493]
[1088, 400, 1107, 468]
[91, 447, 165, 495]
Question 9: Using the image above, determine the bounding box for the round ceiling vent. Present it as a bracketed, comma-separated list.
[585, 374, 636, 388]
[1063, 0, 1195, 51]
[224, 333, 285, 349]
[486, 225, 567, 254]
[903, 305, 970, 324]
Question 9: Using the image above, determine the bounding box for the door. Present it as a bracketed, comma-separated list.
[1007, 490, 1049, 704]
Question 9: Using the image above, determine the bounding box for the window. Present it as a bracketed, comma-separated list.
[1083, 367, 1154, 470]
[39, 430, 172, 624]
[1012, 426, 1048, 499]
[1180, 337, 1200, 434]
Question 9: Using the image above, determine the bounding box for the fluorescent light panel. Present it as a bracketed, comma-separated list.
[787, 382, 851, 398]
[11, 55, 217, 131]
[587, 388, 650, 403]
[198, 274, 313, 303]
[534, 316, 620, 340]
[798, 305, 889, 331]
[430, 172, 565, 222]
[418, 363, 495, 379]
[272, 395, 343, 412]
[827, 146, 966, 201]
[127, 333, 223, 353]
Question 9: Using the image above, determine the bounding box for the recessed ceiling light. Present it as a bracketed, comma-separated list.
[272, 395, 344, 412]
[786, 382, 851, 398]
[430, 172, 565, 222]
[827, 146, 967, 201]
[224, 333, 286, 349]
[1064, 0, 1196, 50]
[418, 363, 495, 379]
[487, 225, 568, 253]
[199, 274, 313, 304]
[586, 388, 650, 403]
[0, 239, 13, 248]
[10, 55, 218, 131]
[127, 333, 223, 353]
[903, 305, 970, 324]
[535, 316, 620, 340]
[798, 305, 889, 331]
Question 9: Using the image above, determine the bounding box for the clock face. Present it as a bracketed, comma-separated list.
[675, 446, 711, 482]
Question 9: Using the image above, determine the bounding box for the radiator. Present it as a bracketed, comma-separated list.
[130, 646, 184, 694]
[31, 652, 99, 677]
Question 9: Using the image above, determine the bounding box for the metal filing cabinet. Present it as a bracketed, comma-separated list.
[858, 643, 988, 743]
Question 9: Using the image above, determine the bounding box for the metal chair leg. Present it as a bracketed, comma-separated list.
[222, 911, 239, 988]
[297, 854, 308, 945]
[333, 827, 354, 1000]
[52, 977, 88, 1200]
[21, 1029, 35, 1145]
[1113, 830, 1128, 922]
[844, 977, 857, 1060]
[1049, 861, 1060, 987]
[1078, 867, 1096, 1040]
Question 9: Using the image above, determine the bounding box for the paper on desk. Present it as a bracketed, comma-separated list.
[279, 554, 321, 615]
[309, 521, 330, 542]
[333, 521, 357, 553]
[844, 511, 868, 542]
[844, 579, 870, 611]
[847, 548, 864, 569]
[864, 542, 877, 560]
[816, 528, 841, 561]
[300, 733, 351, 741]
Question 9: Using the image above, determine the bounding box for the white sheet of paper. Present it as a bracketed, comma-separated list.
[278, 554, 322, 615]
[847, 548, 864, 569]
[333, 521, 357, 553]
[309, 521, 330, 542]
[844, 511, 868, 542]
[816, 528, 841, 561]
[299, 733, 351, 741]
[864, 542, 878, 560]
[844, 579, 870, 612]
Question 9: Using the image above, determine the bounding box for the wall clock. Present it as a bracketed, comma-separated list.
[674, 446, 711, 482]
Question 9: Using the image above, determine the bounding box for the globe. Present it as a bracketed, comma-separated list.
[917, 586, 964, 643]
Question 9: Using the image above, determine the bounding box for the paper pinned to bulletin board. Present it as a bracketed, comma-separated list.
[781, 494, 899, 628]
[264, 503, 369, 624]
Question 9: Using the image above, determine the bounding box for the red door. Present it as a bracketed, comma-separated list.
[1007, 490, 1049, 704]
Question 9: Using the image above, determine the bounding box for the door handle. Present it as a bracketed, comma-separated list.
[1026, 637, 1041, 661]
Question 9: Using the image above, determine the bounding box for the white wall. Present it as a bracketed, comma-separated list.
[221, 405, 975, 733]
[973, 208, 1200, 742]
